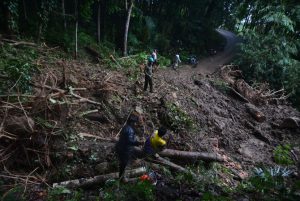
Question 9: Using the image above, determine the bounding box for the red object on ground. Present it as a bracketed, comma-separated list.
[140, 174, 151, 181]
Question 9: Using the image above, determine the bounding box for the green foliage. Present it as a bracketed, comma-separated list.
[164, 103, 195, 132]
[233, 1, 300, 108]
[80, 0, 95, 22]
[37, 0, 57, 40]
[211, 79, 230, 94]
[202, 192, 231, 201]
[0, 186, 24, 201]
[169, 163, 233, 200]
[47, 187, 83, 201]
[102, 180, 155, 201]
[0, 44, 37, 93]
[238, 166, 299, 201]
[273, 144, 294, 165]
[3, 0, 19, 33]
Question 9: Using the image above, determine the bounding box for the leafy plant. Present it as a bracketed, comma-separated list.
[47, 187, 82, 201]
[273, 144, 294, 165]
[233, 2, 300, 108]
[211, 79, 230, 94]
[163, 103, 195, 131]
[238, 166, 299, 201]
[0, 186, 24, 201]
[0, 44, 37, 93]
[102, 180, 155, 201]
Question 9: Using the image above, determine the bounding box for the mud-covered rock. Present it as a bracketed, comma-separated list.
[280, 117, 300, 129]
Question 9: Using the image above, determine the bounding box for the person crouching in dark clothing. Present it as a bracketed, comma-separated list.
[115, 113, 141, 181]
[144, 57, 154, 93]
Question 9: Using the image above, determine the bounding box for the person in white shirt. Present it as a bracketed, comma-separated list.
[151, 49, 158, 69]
[173, 53, 181, 70]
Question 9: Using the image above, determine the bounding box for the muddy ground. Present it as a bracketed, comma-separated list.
[1, 42, 300, 200]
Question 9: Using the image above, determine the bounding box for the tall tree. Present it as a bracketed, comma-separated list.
[74, 0, 78, 59]
[97, 0, 101, 44]
[62, 0, 66, 30]
[123, 0, 134, 56]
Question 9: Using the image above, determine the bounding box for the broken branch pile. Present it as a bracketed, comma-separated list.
[0, 70, 119, 189]
[219, 65, 289, 105]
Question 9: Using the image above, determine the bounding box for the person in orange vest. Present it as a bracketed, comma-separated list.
[143, 127, 168, 157]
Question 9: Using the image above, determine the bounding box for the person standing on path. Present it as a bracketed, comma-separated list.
[144, 57, 154, 93]
[115, 113, 142, 181]
[173, 53, 181, 70]
[151, 49, 158, 69]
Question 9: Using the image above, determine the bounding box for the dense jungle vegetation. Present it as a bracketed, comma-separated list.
[0, 1, 300, 201]
[0, 0, 299, 107]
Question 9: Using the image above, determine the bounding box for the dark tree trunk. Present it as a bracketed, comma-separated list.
[204, 0, 214, 18]
[123, 0, 133, 56]
[62, 0, 67, 29]
[22, 0, 27, 20]
[97, 1, 101, 44]
[74, 0, 78, 59]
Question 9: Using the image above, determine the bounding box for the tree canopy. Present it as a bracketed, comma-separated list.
[0, 0, 299, 107]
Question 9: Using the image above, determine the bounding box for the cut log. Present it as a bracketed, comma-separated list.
[52, 167, 146, 188]
[159, 149, 224, 162]
[245, 103, 266, 122]
[134, 147, 224, 162]
[151, 156, 197, 177]
[229, 87, 250, 103]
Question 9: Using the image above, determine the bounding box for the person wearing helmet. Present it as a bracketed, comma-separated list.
[144, 56, 154, 93]
[115, 113, 142, 181]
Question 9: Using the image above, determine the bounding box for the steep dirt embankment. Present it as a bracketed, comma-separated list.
[1, 32, 299, 200]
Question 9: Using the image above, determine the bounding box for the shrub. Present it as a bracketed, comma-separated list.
[0, 44, 37, 93]
[47, 187, 83, 201]
[238, 166, 299, 201]
[273, 144, 294, 165]
[163, 103, 195, 132]
[102, 180, 155, 201]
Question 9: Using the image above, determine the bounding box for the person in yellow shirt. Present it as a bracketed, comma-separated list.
[143, 127, 167, 156]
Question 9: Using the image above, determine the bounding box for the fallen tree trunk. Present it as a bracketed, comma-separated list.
[134, 147, 224, 162]
[52, 167, 146, 188]
[109, 55, 122, 68]
[229, 87, 250, 103]
[159, 149, 225, 162]
[149, 156, 197, 177]
[245, 103, 266, 122]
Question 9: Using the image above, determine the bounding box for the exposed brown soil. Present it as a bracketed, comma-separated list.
[1, 33, 299, 200]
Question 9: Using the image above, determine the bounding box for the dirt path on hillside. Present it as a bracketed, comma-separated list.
[157, 29, 240, 90]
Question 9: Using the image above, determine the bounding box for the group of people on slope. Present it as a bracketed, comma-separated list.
[143, 49, 182, 93]
[115, 49, 185, 182]
[115, 112, 168, 181]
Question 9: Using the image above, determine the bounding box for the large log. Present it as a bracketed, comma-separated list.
[245, 103, 266, 122]
[152, 156, 197, 177]
[159, 149, 225, 162]
[134, 147, 224, 162]
[52, 167, 146, 188]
